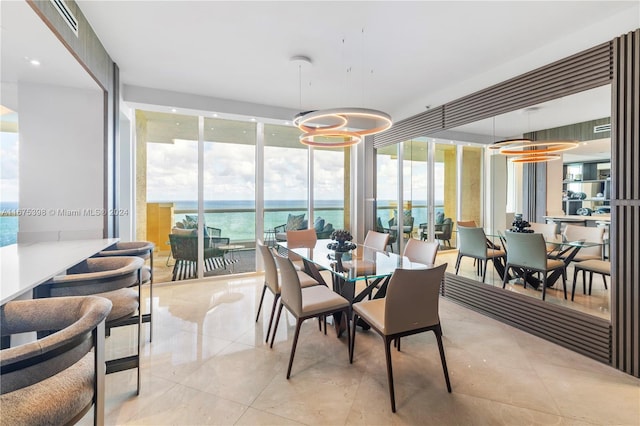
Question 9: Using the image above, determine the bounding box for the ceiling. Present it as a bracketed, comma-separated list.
[75, 1, 639, 122]
[1, 1, 638, 148]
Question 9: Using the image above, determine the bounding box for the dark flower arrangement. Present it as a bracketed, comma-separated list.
[327, 229, 357, 252]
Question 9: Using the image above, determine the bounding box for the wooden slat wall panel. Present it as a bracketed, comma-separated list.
[611, 29, 640, 377]
[373, 106, 443, 148]
[444, 274, 612, 364]
[443, 43, 611, 129]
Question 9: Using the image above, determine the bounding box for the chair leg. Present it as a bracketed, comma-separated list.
[384, 336, 397, 413]
[542, 275, 547, 301]
[502, 265, 510, 289]
[256, 285, 267, 322]
[435, 325, 452, 393]
[397, 337, 401, 352]
[350, 313, 358, 363]
[481, 259, 488, 283]
[582, 269, 587, 295]
[588, 272, 594, 295]
[265, 294, 280, 344]
[286, 319, 303, 379]
[455, 254, 462, 274]
[572, 268, 578, 301]
[602, 274, 608, 290]
[269, 302, 284, 348]
[344, 310, 351, 363]
[561, 269, 567, 300]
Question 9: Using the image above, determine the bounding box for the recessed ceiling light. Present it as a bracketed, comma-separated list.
[176, 122, 180, 126]
[171, 108, 177, 113]
[284, 121, 290, 125]
[29, 59, 41, 66]
[212, 113, 218, 117]
[250, 118, 256, 122]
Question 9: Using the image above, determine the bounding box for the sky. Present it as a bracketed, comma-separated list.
[146, 139, 346, 202]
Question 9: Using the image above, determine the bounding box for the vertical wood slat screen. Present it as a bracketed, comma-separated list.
[611, 29, 640, 377]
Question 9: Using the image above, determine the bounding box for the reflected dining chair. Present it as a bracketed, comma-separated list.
[455, 226, 506, 283]
[403, 238, 439, 266]
[363, 230, 390, 252]
[255, 242, 319, 343]
[502, 231, 567, 301]
[350, 264, 451, 413]
[270, 253, 351, 379]
[562, 224, 605, 262]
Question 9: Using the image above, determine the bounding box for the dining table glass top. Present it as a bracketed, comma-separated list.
[278, 239, 430, 282]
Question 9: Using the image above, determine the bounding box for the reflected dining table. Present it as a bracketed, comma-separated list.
[278, 239, 431, 333]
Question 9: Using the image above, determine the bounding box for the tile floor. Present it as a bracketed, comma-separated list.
[81, 272, 639, 426]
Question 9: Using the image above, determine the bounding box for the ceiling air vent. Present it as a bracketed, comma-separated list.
[593, 123, 611, 133]
[50, 0, 78, 37]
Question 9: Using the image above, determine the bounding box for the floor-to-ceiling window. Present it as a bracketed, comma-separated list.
[0, 107, 19, 247]
[263, 124, 308, 234]
[203, 117, 256, 244]
[313, 146, 348, 233]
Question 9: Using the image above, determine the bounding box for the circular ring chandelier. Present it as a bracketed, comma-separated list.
[294, 108, 392, 148]
[299, 128, 362, 148]
[488, 138, 578, 163]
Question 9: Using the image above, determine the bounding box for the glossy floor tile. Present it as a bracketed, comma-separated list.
[83, 274, 638, 425]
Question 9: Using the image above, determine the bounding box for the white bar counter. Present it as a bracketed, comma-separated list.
[1, 238, 119, 305]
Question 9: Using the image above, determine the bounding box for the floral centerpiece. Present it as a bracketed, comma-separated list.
[510, 213, 533, 233]
[327, 229, 357, 252]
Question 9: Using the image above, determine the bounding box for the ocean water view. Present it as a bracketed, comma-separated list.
[0, 200, 439, 246]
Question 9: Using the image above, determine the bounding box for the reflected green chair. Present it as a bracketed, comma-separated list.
[455, 226, 506, 283]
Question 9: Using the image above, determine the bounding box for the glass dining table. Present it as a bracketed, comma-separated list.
[278, 239, 431, 333]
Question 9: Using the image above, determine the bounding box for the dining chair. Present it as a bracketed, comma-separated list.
[285, 228, 318, 270]
[350, 264, 451, 413]
[571, 259, 610, 301]
[456, 220, 477, 228]
[528, 222, 560, 254]
[562, 224, 605, 261]
[502, 231, 567, 301]
[363, 230, 390, 252]
[270, 253, 351, 379]
[255, 242, 319, 343]
[403, 238, 439, 266]
[455, 226, 506, 283]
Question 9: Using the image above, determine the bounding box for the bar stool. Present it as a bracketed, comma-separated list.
[1, 296, 112, 425]
[35, 256, 145, 395]
[571, 259, 611, 301]
[94, 241, 155, 341]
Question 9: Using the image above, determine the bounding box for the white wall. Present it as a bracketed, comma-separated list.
[18, 83, 104, 242]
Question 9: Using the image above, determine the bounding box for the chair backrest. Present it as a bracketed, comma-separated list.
[403, 239, 439, 266]
[504, 231, 548, 270]
[286, 228, 317, 248]
[1, 296, 111, 426]
[257, 242, 279, 294]
[457, 220, 477, 228]
[96, 241, 154, 260]
[273, 253, 303, 316]
[384, 264, 447, 335]
[363, 230, 390, 252]
[206, 226, 222, 237]
[439, 218, 453, 239]
[48, 256, 144, 297]
[457, 226, 488, 258]
[562, 224, 605, 258]
[169, 233, 198, 261]
[527, 222, 557, 241]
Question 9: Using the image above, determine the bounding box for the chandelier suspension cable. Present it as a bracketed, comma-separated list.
[291, 29, 393, 148]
